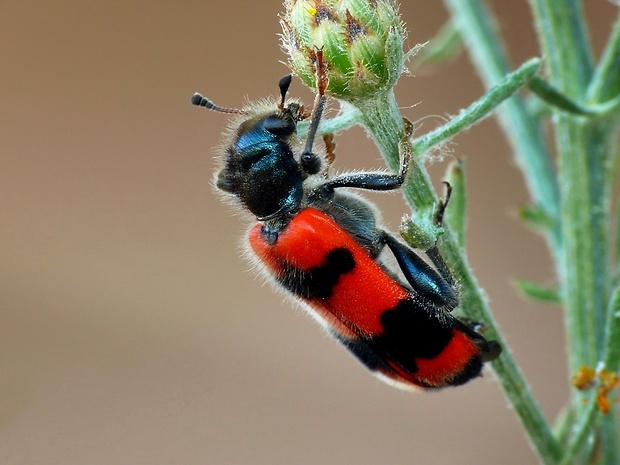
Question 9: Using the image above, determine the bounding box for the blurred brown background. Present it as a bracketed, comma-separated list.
[1, 1, 615, 464]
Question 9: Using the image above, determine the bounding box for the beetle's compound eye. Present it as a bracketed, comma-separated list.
[263, 115, 296, 136]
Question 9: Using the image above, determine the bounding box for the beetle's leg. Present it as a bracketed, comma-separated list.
[392, 230, 501, 360]
[323, 133, 336, 168]
[424, 186, 502, 361]
[323, 119, 413, 192]
[434, 181, 452, 227]
[300, 49, 329, 176]
[385, 228, 501, 360]
[451, 317, 502, 361]
[424, 182, 458, 292]
[424, 246, 458, 296]
[379, 183, 460, 310]
[381, 233, 459, 310]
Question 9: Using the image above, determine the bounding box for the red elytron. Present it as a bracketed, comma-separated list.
[191, 67, 500, 389]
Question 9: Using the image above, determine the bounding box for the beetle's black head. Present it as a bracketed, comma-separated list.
[193, 76, 323, 220]
[216, 104, 307, 219]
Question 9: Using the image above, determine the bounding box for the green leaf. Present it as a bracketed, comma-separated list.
[410, 21, 463, 69]
[515, 279, 562, 304]
[445, 160, 467, 248]
[528, 75, 595, 116]
[412, 58, 543, 156]
[519, 203, 553, 232]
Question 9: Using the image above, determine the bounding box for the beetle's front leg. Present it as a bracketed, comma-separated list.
[322, 118, 413, 192]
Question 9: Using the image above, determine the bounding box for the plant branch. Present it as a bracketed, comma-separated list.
[412, 58, 541, 156]
[527, 0, 593, 96]
[528, 0, 610, 382]
[588, 11, 620, 104]
[354, 89, 562, 465]
[559, 288, 620, 465]
[527, 1, 618, 461]
[312, 106, 362, 138]
[442, 0, 562, 266]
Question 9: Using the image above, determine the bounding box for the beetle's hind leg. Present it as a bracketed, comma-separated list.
[381, 232, 459, 310]
[424, 182, 459, 293]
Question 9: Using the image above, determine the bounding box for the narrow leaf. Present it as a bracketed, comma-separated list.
[515, 279, 562, 303]
[410, 21, 463, 68]
[528, 75, 594, 116]
[519, 203, 553, 232]
[445, 160, 467, 248]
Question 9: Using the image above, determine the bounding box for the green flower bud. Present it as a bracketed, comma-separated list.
[281, 0, 406, 102]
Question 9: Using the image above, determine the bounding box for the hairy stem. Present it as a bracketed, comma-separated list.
[528, 0, 610, 395]
[528, 1, 619, 463]
[412, 59, 541, 156]
[442, 0, 562, 266]
[588, 11, 620, 103]
[354, 90, 561, 465]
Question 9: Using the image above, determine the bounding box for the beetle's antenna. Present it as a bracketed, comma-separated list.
[191, 93, 247, 115]
[278, 75, 292, 111]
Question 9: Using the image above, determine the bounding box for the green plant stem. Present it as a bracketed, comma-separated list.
[603, 288, 620, 373]
[442, 0, 562, 265]
[442, 1, 618, 460]
[528, 0, 609, 382]
[558, 394, 598, 465]
[557, 119, 610, 372]
[527, 0, 593, 88]
[588, 12, 620, 103]
[599, 287, 620, 464]
[527, 1, 618, 462]
[354, 90, 562, 465]
[436, 32, 568, 465]
[312, 106, 362, 138]
[412, 58, 541, 156]
[559, 288, 620, 465]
